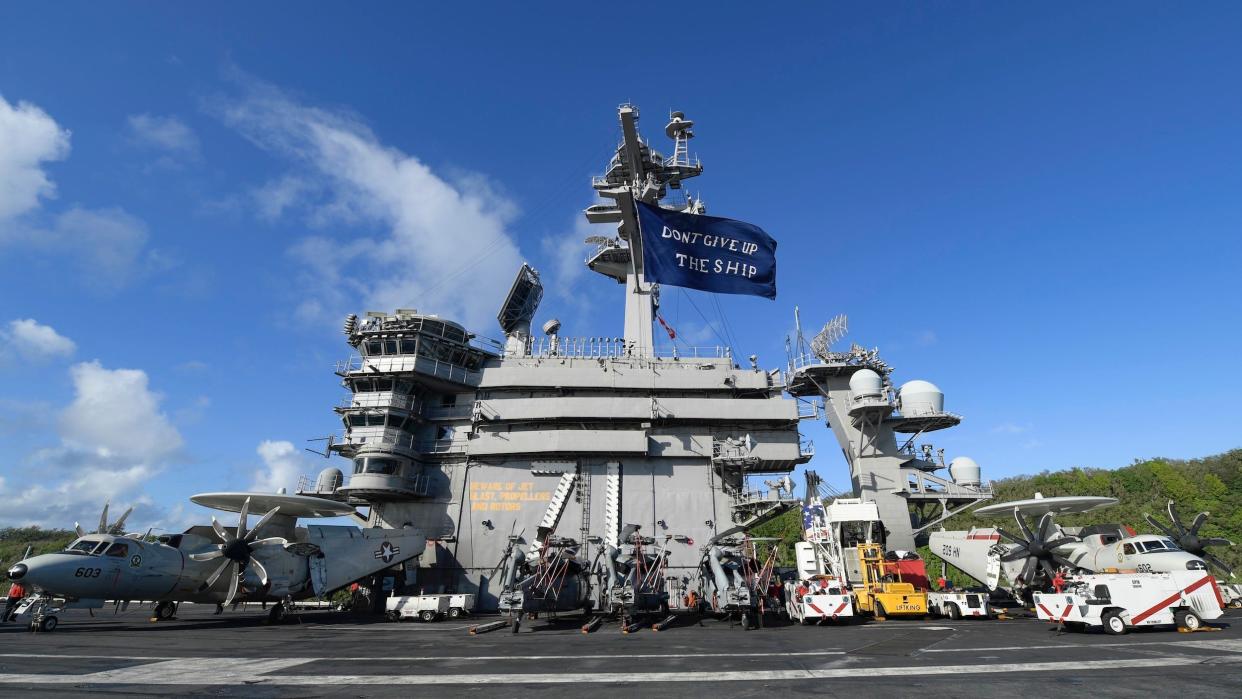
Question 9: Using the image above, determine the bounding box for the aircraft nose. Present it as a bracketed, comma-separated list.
[6, 563, 27, 580]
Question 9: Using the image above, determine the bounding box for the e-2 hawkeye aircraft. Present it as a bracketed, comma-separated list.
[930, 494, 1233, 596]
[5, 492, 425, 631]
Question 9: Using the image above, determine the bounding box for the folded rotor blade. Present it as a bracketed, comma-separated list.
[1189, 512, 1209, 537]
[204, 557, 232, 588]
[250, 557, 270, 588]
[74, 523, 85, 538]
[110, 507, 134, 535]
[211, 516, 233, 544]
[99, 502, 110, 535]
[223, 563, 241, 607]
[249, 537, 288, 548]
[189, 549, 225, 562]
[245, 507, 282, 543]
[236, 497, 251, 540]
[1144, 514, 1177, 539]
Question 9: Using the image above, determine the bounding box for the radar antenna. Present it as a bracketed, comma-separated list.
[810, 314, 848, 361]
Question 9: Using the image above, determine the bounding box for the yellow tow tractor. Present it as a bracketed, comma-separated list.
[852, 543, 928, 619]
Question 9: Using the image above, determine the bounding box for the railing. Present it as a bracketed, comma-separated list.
[335, 354, 481, 385]
[527, 336, 731, 360]
[340, 393, 423, 412]
[424, 404, 472, 420]
[339, 429, 468, 455]
[799, 439, 815, 458]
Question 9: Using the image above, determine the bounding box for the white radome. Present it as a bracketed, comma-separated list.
[898, 379, 943, 416]
[848, 368, 884, 399]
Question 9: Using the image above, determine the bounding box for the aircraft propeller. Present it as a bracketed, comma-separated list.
[1144, 500, 1234, 576]
[75, 502, 134, 538]
[188, 497, 286, 606]
[996, 511, 1079, 587]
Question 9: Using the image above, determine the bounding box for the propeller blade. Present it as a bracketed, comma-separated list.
[1015, 512, 1035, 543]
[250, 557, 270, 588]
[204, 558, 232, 588]
[223, 563, 241, 606]
[1167, 501, 1185, 532]
[996, 527, 1027, 545]
[244, 507, 281, 543]
[1203, 552, 1234, 577]
[236, 497, 251, 540]
[249, 537, 288, 548]
[1000, 546, 1032, 563]
[1019, 556, 1038, 584]
[1189, 512, 1209, 537]
[1039, 558, 1057, 580]
[74, 523, 85, 538]
[1144, 514, 1177, 538]
[1036, 513, 1055, 541]
[1050, 554, 1078, 570]
[98, 502, 110, 535]
[110, 507, 134, 535]
[1200, 538, 1234, 548]
[211, 516, 233, 544]
[189, 550, 225, 562]
[1042, 537, 1078, 551]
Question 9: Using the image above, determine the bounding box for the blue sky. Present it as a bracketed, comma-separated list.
[1, 2, 1240, 530]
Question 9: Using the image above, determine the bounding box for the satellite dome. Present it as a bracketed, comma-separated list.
[898, 380, 943, 416]
[947, 457, 982, 487]
[315, 467, 344, 494]
[849, 369, 884, 400]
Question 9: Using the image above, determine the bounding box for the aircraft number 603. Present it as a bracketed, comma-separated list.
[75, 567, 102, 578]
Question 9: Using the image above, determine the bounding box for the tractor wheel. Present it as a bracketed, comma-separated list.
[740, 612, 750, 630]
[154, 602, 176, 620]
[420, 609, 437, 623]
[38, 615, 58, 632]
[1102, 610, 1127, 635]
[449, 608, 462, 619]
[1175, 609, 1202, 632]
[874, 601, 887, 619]
[946, 603, 962, 621]
[512, 617, 521, 634]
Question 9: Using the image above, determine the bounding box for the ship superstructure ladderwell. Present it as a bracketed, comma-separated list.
[299, 106, 812, 610]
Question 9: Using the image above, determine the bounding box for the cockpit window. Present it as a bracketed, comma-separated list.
[65, 538, 107, 555]
[104, 542, 129, 557]
[1139, 540, 1168, 553]
[1160, 538, 1180, 550]
[1122, 543, 1136, 555]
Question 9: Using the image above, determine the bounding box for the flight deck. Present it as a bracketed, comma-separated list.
[1, 606, 1240, 697]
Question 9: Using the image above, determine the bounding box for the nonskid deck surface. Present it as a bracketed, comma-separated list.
[2, 607, 1241, 697]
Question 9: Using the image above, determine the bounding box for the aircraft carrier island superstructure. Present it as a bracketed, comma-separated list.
[299, 105, 812, 610]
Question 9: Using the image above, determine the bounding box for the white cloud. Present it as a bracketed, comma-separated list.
[211, 72, 524, 330]
[252, 174, 311, 222]
[0, 360, 185, 529]
[126, 113, 199, 157]
[991, 422, 1032, 435]
[2, 318, 76, 360]
[60, 360, 182, 463]
[23, 206, 152, 290]
[251, 440, 308, 494]
[0, 94, 71, 221]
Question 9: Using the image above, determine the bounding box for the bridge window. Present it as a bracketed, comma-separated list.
[400, 339, 416, 354]
[365, 341, 381, 356]
[365, 458, 400, 475]
[104, 542, 129, 557]
[384, 340, 398, 355]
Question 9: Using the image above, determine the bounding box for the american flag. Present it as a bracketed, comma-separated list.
[802, 504, 824, 529]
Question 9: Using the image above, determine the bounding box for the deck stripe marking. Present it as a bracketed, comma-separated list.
[1, 656, 1239, 685]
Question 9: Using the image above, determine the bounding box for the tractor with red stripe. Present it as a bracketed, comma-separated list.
[1034, 570, 1224, 633]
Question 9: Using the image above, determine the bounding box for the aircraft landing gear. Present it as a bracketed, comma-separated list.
[214, 604, 224, 615]
[25, 597, 63, 633]
[153, 601, 177, 621]
[267, 602, 287, 625]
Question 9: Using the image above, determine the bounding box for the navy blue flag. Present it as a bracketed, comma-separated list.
[635, 201, 777, 299]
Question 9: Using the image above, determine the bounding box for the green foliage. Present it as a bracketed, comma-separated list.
[753, 449, 1242, 578]
[0, 527, 77, 566]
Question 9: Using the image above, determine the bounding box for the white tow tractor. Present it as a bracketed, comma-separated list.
[1034, 570, 1224, 634]
[386, 593, 476, 622]
[785, 574, 855, 625]
[927, 590, 993, 620]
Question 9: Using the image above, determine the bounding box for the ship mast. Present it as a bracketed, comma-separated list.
[584, 105, 702, 356]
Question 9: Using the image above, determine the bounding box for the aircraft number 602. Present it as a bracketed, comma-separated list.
[75, 567, 102, 578]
